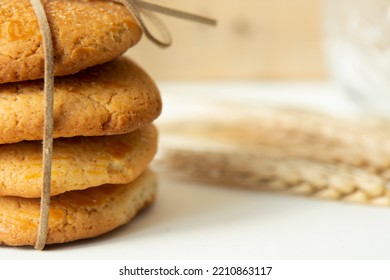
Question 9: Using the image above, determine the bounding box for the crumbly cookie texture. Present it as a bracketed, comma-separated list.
[0, 57, 162, 144]
[0, 170, 157, 246]
[0, 0, 142, 83]
[0, 125, 157, 198]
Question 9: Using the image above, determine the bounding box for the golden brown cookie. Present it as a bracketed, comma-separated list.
[0, 170, 157, 246]
[0, 57, 162, 144]
[0, 125, 157, 198]
[0, 0, 142, 83]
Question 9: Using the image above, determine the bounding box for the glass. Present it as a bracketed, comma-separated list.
[324, 0, 390, 116]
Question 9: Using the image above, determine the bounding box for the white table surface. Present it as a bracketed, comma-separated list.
[1, 82, 390, 260]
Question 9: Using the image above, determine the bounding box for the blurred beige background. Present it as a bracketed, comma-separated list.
[126, 0, 326, 80]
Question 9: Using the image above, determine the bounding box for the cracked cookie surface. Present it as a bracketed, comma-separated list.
[0, 57, 162, 144]
[0, 0, 142, 83]
[0, 125, 157, 198]
[0, 170, 157, 246]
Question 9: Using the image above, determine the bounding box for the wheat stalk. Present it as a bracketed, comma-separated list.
[157, 107, 390, 207]
[156, 149, 390, 206]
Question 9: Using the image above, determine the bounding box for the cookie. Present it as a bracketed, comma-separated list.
[0, 57, 162, 144]
[0, 125, 157, 198]
[0, 170, 157, 246]
[0, 0, 142, 83]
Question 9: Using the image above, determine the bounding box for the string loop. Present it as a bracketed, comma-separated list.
[112, 0, 216, 47]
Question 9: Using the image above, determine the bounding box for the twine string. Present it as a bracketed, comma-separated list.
[112, 0, 217, 47]
[29, 0, 54, 251]
[29, 0, 216, 250]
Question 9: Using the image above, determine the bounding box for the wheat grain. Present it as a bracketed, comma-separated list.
[157, 107, 390, 207]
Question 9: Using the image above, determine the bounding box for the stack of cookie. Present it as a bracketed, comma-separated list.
[0, 0, 161, 246]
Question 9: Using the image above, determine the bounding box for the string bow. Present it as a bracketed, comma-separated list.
[28, 0, 216, 250]
[113, 0, 216, 47]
